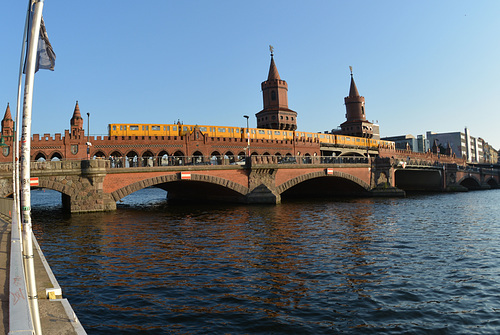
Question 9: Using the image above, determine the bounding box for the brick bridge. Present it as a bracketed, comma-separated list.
[0, 156, 498, 213]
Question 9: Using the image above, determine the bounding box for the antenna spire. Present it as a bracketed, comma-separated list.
[349, 65, 353, 76]
[269, 45, 274, 56]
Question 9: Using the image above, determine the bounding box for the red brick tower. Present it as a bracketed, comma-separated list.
[70, 101, 84, 137]
[1, 103, 14, 138]
[340, 68, 373, 138]
[256, 47, 297, 130]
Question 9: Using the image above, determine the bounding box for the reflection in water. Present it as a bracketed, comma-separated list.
[31, 188, 500, 334]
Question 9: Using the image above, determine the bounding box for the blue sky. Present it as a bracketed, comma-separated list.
[2, 1, 500, 148]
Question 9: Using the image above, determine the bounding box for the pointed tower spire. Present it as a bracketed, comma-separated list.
[267, 46, 280, 80]
[70, 101, 84, 136]
[1, 103, 14, 138]
[340, 67, 375, 138]
[256, 47, 297, 130]
[3, 103, 12, 121]
[348, 67, 360, 97]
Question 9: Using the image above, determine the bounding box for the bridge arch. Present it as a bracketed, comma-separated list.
[110, 150, 124, 158]
[50, 151, 63, 161]
[34, 152, 47, 161]
[338, 151, 365, 157]
[36, 178, 73, 199]
[486, 177, 499, 188]
[94, 150, 106, 158]
[458, 175, 481, 190]
[277, 171, 371, 195]
[110, 173, 248, 203]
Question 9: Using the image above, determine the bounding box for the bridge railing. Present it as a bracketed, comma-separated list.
[107, 155, 242, 168]
[104, 155, 370, 168]
[250, 155, 369, 165]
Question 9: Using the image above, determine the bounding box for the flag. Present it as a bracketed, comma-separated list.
[23, 12, 56, 73]
[36, 16, 56, 72]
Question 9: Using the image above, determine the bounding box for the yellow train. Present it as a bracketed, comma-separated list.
[108, 123, 395, 150]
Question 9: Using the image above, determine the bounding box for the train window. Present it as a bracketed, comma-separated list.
[251, 130, 256, 134]
[258, 130, 265, 134]
[236, 129, 240, 133]
[345, 137, 350, 140]
[166, 126, 169, 131]
[146, 126, 149, 131]
[130, 126, 139, 131]
[307, 134, 312, 137]
[218, 128, 226, 132]
[319, 135, 325, 138]
[199, 127, 207, 132]
[152, 126, 160, 131]
[183, 126, 188, 131]
[356, 138, 360, 142]
[268, 131, 272, 135]
[173, 126, 177, 131]
[274, 131, 280, 135]
[113, 126, 116, 130]
[120, 126, 123, 130]
[314, 134, 318, 138]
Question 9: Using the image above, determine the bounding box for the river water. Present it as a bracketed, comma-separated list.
[31, 188, 500, 334]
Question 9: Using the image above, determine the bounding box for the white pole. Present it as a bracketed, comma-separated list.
[21, 0, 44, 334]
[14, 0, 32, 235]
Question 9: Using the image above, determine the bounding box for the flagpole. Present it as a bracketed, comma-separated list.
[21, 0, 44, 333]
[14, 0, 32, 236]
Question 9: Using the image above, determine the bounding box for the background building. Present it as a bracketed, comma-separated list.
[380, 134, 429, 153]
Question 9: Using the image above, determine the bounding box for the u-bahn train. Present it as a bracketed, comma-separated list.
[108, 123, 395, 150]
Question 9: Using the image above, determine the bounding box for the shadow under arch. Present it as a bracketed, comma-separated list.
[486, 177, 499, 189]
[277, 171, 371, 199]
[458, 175, 482, 190]
[110, 173, 248, 204]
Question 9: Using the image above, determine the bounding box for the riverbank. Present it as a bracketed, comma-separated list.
[0, 211, 85, 334]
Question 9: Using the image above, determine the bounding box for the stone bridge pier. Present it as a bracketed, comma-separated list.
[0, 160, 117, 213]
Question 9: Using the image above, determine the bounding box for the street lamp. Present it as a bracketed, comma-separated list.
[86, 112, 90, 159]
[243, 115, 250, 158]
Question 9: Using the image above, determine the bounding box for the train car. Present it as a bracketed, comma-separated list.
[108, 123, 179, 137]
[109, 122, 396, 152]
[190, 125, 242, 139]
[317, 133, 336, 145]
[241, 128, 293, 141]
[367, 138, 379, 149]
[294, 131, 321, 142]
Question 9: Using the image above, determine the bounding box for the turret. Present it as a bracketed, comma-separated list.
[339, 67, 374, 138]
[70, 101, 84, 136]
[255, 46, 297, 130]
[1, 103, 14, 138]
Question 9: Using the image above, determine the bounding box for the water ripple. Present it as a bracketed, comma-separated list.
[31, 188, 500, 334]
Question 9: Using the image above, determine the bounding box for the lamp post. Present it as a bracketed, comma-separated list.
[243, 115, 250, 167]
[86, 112, 90, 159]
[243, 115, 250, 157]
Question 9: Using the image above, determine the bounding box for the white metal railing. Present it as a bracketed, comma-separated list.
[8, 204, 34, 334]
